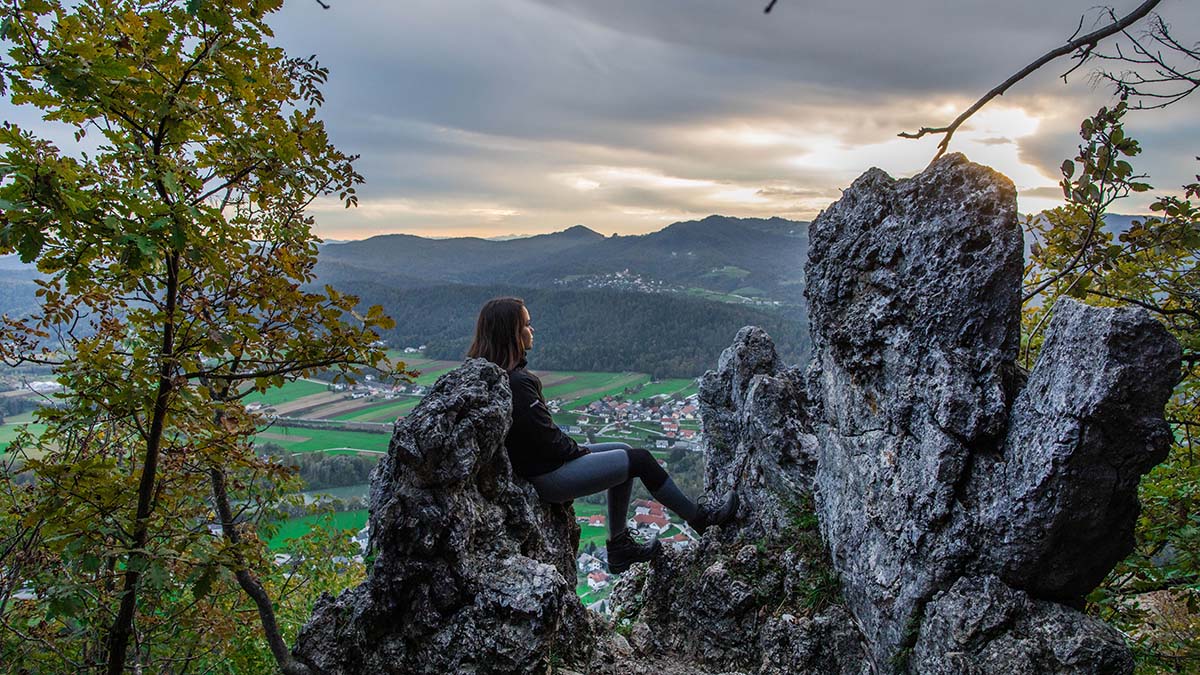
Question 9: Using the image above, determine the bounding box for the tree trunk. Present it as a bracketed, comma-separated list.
[105, 253, 179, 675]
[209, 465, 313, 675]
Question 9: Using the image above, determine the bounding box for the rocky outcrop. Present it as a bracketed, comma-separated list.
[803, 154, 1180, 670]
[909, 575, 1133, 674]
[603, 327, 870, 673]
[294, 153, 1179, 675]
[611, 153, 1179, 674]
[292, 359, 593, 674]
[972, 299, 1179, 602]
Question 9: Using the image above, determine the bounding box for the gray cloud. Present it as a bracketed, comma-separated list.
[4, 0, 1197, 238]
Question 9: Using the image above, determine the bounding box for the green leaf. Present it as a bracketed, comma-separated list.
[192, 565, 217, 602]
[162, 172, 180, 196]
[144, 561, 170, 590]
[17, 230, 44, 262]
[186, 0, 203, 15]
[0, 197, 25, 212]
[1067, 274, 1091, 298]
[91, 61, 131, 79]
[1061, 160, 1074, 180]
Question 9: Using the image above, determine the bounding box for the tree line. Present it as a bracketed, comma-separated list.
[338, 281, 810, 377]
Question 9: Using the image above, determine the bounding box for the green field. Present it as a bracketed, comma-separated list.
[242, 379, 329, 407]
[412, 365, 459, 386]
[255, 427, 390, 454]
[732, 286, 766, 297]
[630, 379, 697, 401]
[539, 371, 651, 411]
[704, 265, 750, 280]
[333, 397, 420, 423]
[267, 509, 369, 551]
[0, 411, 48, 454]
[552, 412, 581, 427]
[573, 502, 611, 550]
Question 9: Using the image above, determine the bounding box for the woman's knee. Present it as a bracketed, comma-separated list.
[625, 447, 668, 491]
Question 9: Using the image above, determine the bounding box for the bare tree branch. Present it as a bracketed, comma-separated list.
[899, 0, 1164, 160]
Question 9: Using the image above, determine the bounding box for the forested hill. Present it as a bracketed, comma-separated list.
[333, 281, 809, 378]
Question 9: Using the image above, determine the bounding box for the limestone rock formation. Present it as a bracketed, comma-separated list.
[604, 327, 870, 673]
[909, 575, 1133, 674]
[973, 299, 1180, 602]
[803, 154, 1180, 670]
[291, 359, 593, 674]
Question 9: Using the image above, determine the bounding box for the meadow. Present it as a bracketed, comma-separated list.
[266, 509, 370, 551]
[0, 411, 47, 455]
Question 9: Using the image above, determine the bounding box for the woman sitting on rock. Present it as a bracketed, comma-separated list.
[467, 296, 738, 573]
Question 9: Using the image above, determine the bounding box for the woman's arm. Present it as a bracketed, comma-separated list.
[510, 375, 589, 462]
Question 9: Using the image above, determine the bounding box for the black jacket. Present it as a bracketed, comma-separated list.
[505, 358, 589, 477]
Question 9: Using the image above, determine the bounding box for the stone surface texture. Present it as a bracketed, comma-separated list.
[294, 154, 1180, 675]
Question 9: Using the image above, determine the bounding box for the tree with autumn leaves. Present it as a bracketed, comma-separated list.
[0, 0, 405, 672]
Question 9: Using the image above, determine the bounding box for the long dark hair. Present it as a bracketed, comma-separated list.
[467, 296, 526, 371]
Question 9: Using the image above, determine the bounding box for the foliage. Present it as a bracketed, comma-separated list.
[0, 0, 406, 672]
[1023, 103, 1199, 671]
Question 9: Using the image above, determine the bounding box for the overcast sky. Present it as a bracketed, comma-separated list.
[8, 0, 1200, 239]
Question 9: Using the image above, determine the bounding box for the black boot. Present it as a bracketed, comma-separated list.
[689, 491, 739, 536]
[606, 529, 661, 574]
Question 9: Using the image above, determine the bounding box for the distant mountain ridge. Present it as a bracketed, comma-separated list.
[311, 215, 814, 376]
[316, 215, 810, 302]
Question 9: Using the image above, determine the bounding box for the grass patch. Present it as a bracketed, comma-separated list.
[732, 286, 766, 297]
[266, 509, 368, 551]
[0, 422, 48, 455]
[411, 365, 459, 386]
[552, 412, 581, 427]
[243, 379, 329, 407]
[630, 379, 696, 401]
[704, 265, 750, 280]
[255, 427, 390, 454]
[579, 524, 609, 550]
[333, 397, 420, 422]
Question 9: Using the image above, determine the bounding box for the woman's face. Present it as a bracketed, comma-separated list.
[520, 306, 534, 352]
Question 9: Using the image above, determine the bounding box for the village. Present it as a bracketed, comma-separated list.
[554, 268, 784, 308]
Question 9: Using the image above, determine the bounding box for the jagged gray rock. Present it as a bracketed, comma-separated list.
[803, 153, 1180, 670]
[699, 326, 818, 538]
[605, 327, 870, 673]
[805, 153, 1025, 666]
[291, 358, 592, 674]
[910, 575, 1133, 674]
[973, 299, 1180, 602]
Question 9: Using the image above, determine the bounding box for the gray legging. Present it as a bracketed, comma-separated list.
[529, 442, 682, 537]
